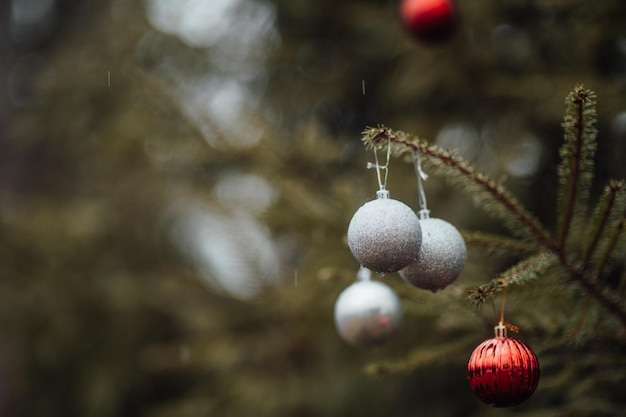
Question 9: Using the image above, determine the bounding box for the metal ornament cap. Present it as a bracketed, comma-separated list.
[399, 217, 466, 292]
[467, 326, 540, 407]
[333, 279, 403, 348]
[347, 191, 422, 273]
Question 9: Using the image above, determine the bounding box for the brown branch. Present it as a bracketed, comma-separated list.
[463, 231, 540, 256]
[593, 216, 625, 282]
[559, 252, 626, 326]
[559, 89, 586, 248]
[583, 181, 622, 270]
[567, 297, 592, 343]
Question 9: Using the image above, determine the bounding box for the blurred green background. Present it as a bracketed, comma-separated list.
[1, 0, 626, 416]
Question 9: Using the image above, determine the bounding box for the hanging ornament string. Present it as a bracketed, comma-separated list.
[412, 150, 430, 219]
[497, 279, 520, 334]
[367, 140, 392, 191]
[499, 279, 507, 325]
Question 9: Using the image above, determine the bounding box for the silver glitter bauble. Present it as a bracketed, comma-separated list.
[347, 190, 422, 273]
[334, 276, 403, 348]
[399, 217, 466, 292]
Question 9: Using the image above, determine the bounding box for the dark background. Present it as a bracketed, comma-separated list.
[1, 0, 626, 416]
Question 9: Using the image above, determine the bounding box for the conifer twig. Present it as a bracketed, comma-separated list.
[583, 180, 625, 271]
[498, 252, 559, 287]
[562, 260, 626, 325]
[557, 85, 597, 249]
[463, 231, 540, 257]
[567, 298, 595, 344]
[466, 252, 558, 304]
[364, 337, 471, 375]
[593, 216, 625, 282]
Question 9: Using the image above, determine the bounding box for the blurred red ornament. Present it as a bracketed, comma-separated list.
[400, 0, 458, 43]
[467, 324, 540, 407]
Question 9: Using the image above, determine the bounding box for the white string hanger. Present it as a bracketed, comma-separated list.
[412, 149, 430, 219]
[367, 140, 392, 197]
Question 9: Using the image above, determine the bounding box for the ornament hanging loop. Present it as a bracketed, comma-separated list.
[494, 322, 507, 338]
[496, 279, 520, 336]
[367, 140, 392, 191]
[495, 286, 508, 338]
[356, 266, 372, 282]
[498, 279, 508, 326]
[412, 150, 430, 219]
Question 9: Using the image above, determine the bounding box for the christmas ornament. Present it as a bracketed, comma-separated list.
[348, 190, 422, 273]
[467, 323, 540, 407]
[400, 0, 458, 43]
[399, 151, 466, 291]
[399, 213, 466, 291]
[334, 267, 403, 348]
[347, 142, 422, 273]
[468, 285, 540, 407]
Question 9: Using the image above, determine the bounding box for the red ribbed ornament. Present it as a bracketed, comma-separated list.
[467, 324, 540, 407]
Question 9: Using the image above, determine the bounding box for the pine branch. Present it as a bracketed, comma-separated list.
[499, 251, 560, 286]
[360, 86, 626, 329]
[463, 230, 541, 258]
[583, 180, 626, 274]
[557, 85, 598, 249]
[466, 252, 559, 306]
[566, 298, 599, 345]
[563, 261, 626, 325]
[364, 337, 472, 375]
[593, 217, 625, 281]
[362, 126, 555, 249]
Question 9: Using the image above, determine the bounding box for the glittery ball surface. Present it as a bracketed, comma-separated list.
[347, 197, 422, 273]
[334, 280, 403, 348]
[467, 336, 540, 407]
[399, 217, 466, 291]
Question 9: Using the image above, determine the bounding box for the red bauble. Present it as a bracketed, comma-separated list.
[400, 0, 458, 43]
[467, 324, 540, 407]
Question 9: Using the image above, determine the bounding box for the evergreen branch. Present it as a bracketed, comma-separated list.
[562, 260, 626, 325]
[362, 126, 555, 249]
[466, 251, 626, 327]
[466, 281, 500, 308]
[466, 252, 558, 305]
[566, 298, 599, 345]
[364, 338, 471, 375]
[557, 85, 598, 249]
[583, 180, 626, 273]
[360, 86, 626, 329]
[498, 251, 559, 287]
[462, 231, 541, 257]
[592, 215, 625, 282]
